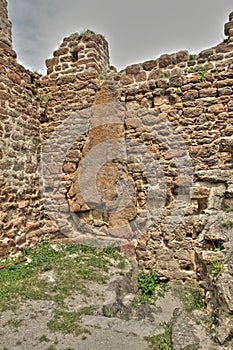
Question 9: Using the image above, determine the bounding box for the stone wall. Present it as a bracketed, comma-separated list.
[0, 2, 233, 318]
[34, 14, 233, 283]
[0, 0, 12, 47]
[0, 41, 44, 255]
[40, 31, 111, 138]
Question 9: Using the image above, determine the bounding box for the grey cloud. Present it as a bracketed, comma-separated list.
[8, 0, 233, 73]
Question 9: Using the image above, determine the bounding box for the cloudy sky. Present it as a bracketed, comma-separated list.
[8, 0, 233, 74]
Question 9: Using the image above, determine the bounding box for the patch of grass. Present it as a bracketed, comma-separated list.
[182, 283, 206, 312]
[39, 335, 50, 343]
[0, 242, 124, 312]
[102, 246, 122, 259]
[47, 308, 93, 336]
[117, 259, 127, 269]
[102, 306, 113, 318]
[222, 220, 233, 229]
[223, 206, 233, 213]
[45, 346, 56, 350]
[145, 322, 172, 350]
[6, 319, 23, 328]
[136, 270, 168, 304]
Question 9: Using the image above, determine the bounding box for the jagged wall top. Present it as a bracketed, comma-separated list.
[0, 0, 12, 47]
[45, 30, 110, 79]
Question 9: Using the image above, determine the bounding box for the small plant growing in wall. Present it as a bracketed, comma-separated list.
[189, 54, 197, 61]
[223, 206, 233, 213]
[222, 220, 233, 229]
[31, 82, 51, 106]
[197, 66, 209, 82]
[175, 88, 182, 95]
[214, 70, 219, 81]
[70, 29, 95, 42]
[98, 70, 111, 80]
[187, 67, 196, 73]
[211, 260, 224, 281]
[205, 240, 224, 252]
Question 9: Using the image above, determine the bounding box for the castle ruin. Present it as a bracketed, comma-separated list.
[0, 0, 233, 332]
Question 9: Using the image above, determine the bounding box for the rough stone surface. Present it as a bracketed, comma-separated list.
[0, 5, 233, 346]
[0, 0, 12, 47]
[172, 309, 219, 350]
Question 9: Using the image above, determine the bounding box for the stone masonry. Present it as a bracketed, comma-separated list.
[0, 0, 12, 47]
[0, 0, 233, 328]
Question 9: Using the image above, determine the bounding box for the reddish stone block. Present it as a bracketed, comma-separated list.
[7, 72, 21, 84]
[118, 242, 136, 257]
[159, 54, 172, 68]
[122, 74, 134, 85]
[208, 104, 226, 114]
[225, 21, 233, 36]
[142, 60, 158, 71]
[53, 47, 69, 57]
[125, 64, 141, 75]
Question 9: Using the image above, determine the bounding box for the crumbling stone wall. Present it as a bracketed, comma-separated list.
[0, 41, 43, 255]
[0, 0, 233, 315]
[0, 0, 12, 47]
[34, 13, 233, 283]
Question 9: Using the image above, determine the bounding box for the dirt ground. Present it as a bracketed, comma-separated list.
[0, 258, 183, 350]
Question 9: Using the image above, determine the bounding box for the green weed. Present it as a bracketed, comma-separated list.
[211, 260, 224, 281]
[6, 319, 23, 328]
[197, 66, 209, 82]
[175, 88, 182, 95]
[136, 270, 168, 304]
[205, 241, 224, 252]
[102, 306, 113, 318]
[223, 206, 233, 213]
[145, 322, 172, 350]
[98, 72, 111, 80]
[39, 335, 50, 343]
[47, 308, 92, 336]
[222, 220, 233, 229]
[189, 54, 197, 61]
[70, 29, 95, 42]
[182, 283, 206, 312]
[45, 346, 56, 350]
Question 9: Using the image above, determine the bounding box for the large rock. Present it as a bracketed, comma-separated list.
[172, 309, 218, 350]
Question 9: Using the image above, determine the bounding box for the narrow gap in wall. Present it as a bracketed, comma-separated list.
[72, 50, 78, 61]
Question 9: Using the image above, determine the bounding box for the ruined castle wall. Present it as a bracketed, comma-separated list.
[112, 40, 233, 172]
[40, 32, 110, 137]
[0, 0, 12, 47]
[0, 4, 233, 313]
[31, 32, 112, 240]
[0, 42, 46, 256]
[32, 17, 233, 282]
[108, 32, 233, 282]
